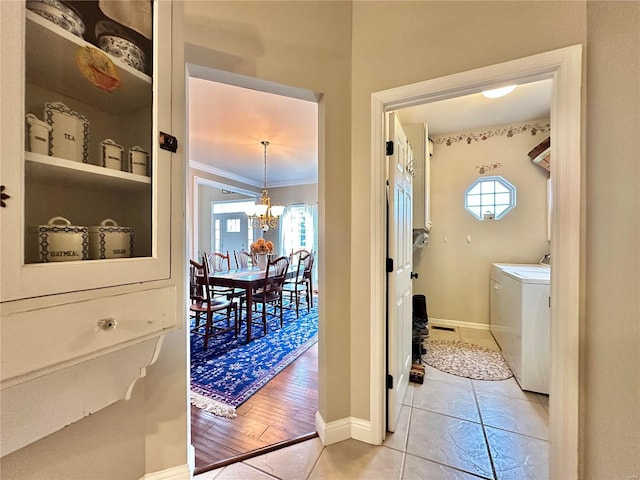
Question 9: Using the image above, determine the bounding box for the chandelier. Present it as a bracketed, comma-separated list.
[245, 140, 285, 231]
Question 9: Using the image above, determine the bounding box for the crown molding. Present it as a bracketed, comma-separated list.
[189, 160, 261, 188]
[189, 160, 317, 188]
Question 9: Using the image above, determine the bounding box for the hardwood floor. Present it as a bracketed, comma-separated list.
[192, 341, 319, 470]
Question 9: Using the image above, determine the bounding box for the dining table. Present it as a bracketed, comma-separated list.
[207, 266, 297, 343]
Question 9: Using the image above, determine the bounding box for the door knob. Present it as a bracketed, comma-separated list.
[410, 272, 419, 279]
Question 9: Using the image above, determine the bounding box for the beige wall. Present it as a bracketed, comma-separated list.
[414, 119, 550, 325]
[584, 2, 640, 478]
[197, 182, 252, 256]
[268, 183, 318, 207]
[184, 1, 353, 423]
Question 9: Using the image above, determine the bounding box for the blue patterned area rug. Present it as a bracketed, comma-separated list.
[190, 303, 318, 419]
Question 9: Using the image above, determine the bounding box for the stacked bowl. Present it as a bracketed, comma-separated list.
[95, 20, 146, 73]
[26, 0, 85, 38]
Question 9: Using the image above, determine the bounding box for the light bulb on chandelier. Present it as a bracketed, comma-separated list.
[245, 140, 285, 231]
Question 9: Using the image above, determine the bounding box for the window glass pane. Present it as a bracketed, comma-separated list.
[468, 183, 481, 195]
[467, 195, 481, 207]
[480, 193, 495, 207]
[494, 204, 509, 217]
[480, 181, 495, 193]
[495, 193, 511, 205]
[494, 182, 509, 193]
[468, 206, 482, 219]
[226, 218, 240, 232]
[213, 201, 255, 214]
[214, 219, 221, 252]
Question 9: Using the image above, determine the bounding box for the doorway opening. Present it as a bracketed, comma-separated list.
[372, 46, 582, 480]
[186, 69, 321, 474]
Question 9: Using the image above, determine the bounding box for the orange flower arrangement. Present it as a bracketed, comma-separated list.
[250, 238, 274, 255]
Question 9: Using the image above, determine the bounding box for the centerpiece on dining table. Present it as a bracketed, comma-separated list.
[250, 238, 275, 270]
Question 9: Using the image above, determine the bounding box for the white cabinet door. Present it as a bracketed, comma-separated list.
[0, 1, 174, 302]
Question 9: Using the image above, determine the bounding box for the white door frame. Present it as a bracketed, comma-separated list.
[369, 45, 582, 479]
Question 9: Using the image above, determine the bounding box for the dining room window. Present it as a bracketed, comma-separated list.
[280, 204, 316, 255]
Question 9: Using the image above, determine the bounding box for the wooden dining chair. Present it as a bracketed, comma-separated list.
[206, 251, 231, 273]
[283, 250, 312, 318]
[234, 249, 252, 269]
[239, 255, 290, 335]
[301, 250, 315, 307]
[189, 259, 238, 350]
[204, 251, 236, 299]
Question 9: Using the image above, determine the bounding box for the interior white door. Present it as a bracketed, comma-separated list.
[386, 112, 413, 432]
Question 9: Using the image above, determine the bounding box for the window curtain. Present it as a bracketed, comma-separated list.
[279, 204, 317, 255]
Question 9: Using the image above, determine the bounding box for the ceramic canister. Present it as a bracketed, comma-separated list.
[89, 218, 134, 259]
[129, 146, 149, 176]
[44, 102, 90, 163]
[100, 138, 123, 171]
[38, 216, 88, 262]
[26, 113, 52, 155]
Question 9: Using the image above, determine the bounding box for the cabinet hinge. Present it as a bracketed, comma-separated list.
[386, 141, 394, 156]
[159, 132, 178, 153]
[387, 374, 394, 389]
[386, 258, 394, 273]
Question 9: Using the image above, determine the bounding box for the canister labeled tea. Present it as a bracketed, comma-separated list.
[44, 102, 89, 163]
[38, 216, 88, 262]
[89, 218, 134, 259]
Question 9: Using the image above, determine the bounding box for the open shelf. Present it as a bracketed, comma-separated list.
[25, 151, 151, 191]
[25, 10, 152, 115]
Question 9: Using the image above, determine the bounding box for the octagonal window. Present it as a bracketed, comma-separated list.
[465, 176, 516, 220]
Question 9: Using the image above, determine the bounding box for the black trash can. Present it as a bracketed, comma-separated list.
[413, 294, 429, 329]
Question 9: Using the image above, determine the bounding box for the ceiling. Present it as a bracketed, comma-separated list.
[188, 78, 551, 188]
[397, 79, 552, 136]
[188, 78, 318, 188]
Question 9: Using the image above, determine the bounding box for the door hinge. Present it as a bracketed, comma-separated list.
[386, 141, 394, 156]
[386, 258, 394, 273]
[387, 374, 394, 389]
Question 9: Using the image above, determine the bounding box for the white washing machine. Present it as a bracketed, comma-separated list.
[490, 263, 550, 394]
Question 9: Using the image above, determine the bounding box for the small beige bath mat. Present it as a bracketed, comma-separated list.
[424, 339, 513, 381]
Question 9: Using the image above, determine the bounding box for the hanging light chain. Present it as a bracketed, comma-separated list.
[261, 140, 270, 190]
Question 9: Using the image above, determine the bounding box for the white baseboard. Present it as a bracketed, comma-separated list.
[430, 317, 490, 331]
[188, 444, 196, 474]
[140, 464, 191, 480]
[315, 412, 375, 446]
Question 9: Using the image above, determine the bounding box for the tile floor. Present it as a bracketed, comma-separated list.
[194, 326, 549, 480]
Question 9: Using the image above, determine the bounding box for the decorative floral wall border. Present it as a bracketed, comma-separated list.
[475, 162, 503, 174]
[433, 122, 551, 146]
